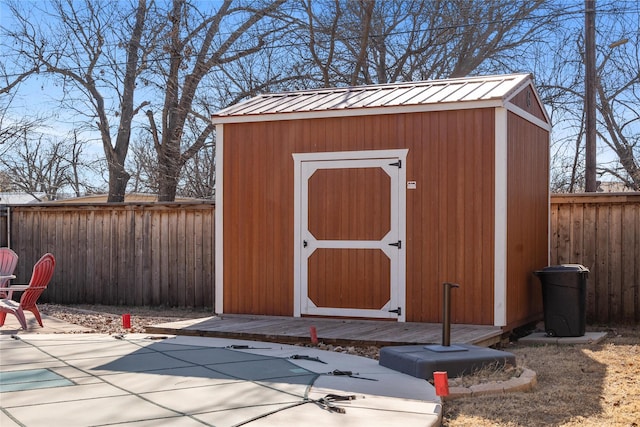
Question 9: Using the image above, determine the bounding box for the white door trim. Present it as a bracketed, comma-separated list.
[292, 149, 408, 321]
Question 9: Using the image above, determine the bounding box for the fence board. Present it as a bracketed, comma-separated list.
[88, 211, 98, 303]
[556, 203, 572, 264]
[150, 210, 160, 305]
[95, 211, 108, 304]
[161, 211, 171, 304]
[185, 211, 196, 307]
[608, 204, 622, 321]
[110, 209, 120, 305]
[570, 202, 584, 260]
[177, 209, 187, 307]
[582, 203, 598, 319]
[77, 213, 88, 303]
[549, 202, 559, 262]
[551, 193, 640, 323]
[202, 207, 215, 309]
[621, 205, 637, 321]
[133, 209, 144, 305]
[596, 203, 611, 321]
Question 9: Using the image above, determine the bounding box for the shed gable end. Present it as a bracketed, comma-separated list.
[507, 83, 549, 126]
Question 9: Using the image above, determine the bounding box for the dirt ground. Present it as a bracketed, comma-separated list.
[443, 325, 640, 427]
[40, 304, 639, 426]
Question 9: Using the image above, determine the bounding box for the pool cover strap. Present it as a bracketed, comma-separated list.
[315, 393, 357, 414]
[328, 369, 378, 381]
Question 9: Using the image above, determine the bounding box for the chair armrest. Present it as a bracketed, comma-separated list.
[6, 285, 30, 291]
[0, 275, 16, 288]
[3, 285, 45, 300]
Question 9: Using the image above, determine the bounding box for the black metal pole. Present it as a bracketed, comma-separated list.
[442, 282, 460, 346]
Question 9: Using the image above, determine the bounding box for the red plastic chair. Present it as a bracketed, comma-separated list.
[0, 253, 55, 329]
[0, 248, 19, 299]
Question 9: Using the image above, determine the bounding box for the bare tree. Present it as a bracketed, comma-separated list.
[66, 130, 104, 197]
[144, 0, 288, 201]
[0, 111, 44, 149]
[349, 0, 375, 85]
[535, 29, 588, 192]
[1, 0, 158, 201]
[594, 36, 640, 190]
[536, 4, 639, 192]
[302, 0, 341, 87]
[0, 130, 94, 200]
[0, 83, 43, 147]
[0, 49, 40, 97]
[294, 0, 554, 86]
[0, 171, 12, 192]
[3, 0, 292, 202]
[179, 143, 216, 199]
[128, 123, 215, 200]
[127, 130, 159, 195]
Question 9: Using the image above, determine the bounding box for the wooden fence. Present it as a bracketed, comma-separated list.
[0, 202, 215, 309]
[551, 193, 640, 323]
[1, 194, 638, 323]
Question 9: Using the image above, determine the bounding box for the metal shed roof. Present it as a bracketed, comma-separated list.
[212, 73, 537, 123]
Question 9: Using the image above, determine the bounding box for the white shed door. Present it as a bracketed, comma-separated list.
[297, 154, 405, 320]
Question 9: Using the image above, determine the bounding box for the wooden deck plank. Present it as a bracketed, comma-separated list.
[146, 314, 503, 347]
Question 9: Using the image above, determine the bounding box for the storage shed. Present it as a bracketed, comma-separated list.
[212, 73, 550, 330]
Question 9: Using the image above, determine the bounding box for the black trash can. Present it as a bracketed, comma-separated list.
[534, 264, 589, 337]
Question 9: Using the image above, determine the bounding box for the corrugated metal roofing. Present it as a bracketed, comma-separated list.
[213, 73, 533, 122]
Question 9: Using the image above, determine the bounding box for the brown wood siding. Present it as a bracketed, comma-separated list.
[308, 248, 390, 309]
[7, 203, 215, 308]
[506, 112, 549, 328]
[224, 121, 295, 315]
[551, 193, 640, 323]
[408, 109, 496, 325]
[509, 84, 547, 123]
[223, 108, 496, 324]
[308, 168, 390, 240]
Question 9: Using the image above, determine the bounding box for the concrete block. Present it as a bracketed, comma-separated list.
[470, 382, 503, 396]
[444, 386, 471, 400]
[501, 376, 533, 393]
[519, 331, 607, 345]
[379, 344, 516, 380]
[520, 368, 537, 387]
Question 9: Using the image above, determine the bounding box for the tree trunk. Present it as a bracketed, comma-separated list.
[157, 164, 179, 201]
[156, 146, 182, 201]
[107, 163, 131, 202]
[158, 177, 179, 202]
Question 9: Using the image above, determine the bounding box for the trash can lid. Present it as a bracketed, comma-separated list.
[535, 264, 589, 274]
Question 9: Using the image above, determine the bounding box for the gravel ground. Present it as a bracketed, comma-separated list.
[40, 303, 210, 334]
[39, 303, 382, 359]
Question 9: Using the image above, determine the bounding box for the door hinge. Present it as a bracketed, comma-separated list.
[389, 307, 402, 315]
[389, 160, 402, 168]
[303, 240, 308, 248]
[388, 240, 402, 249]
